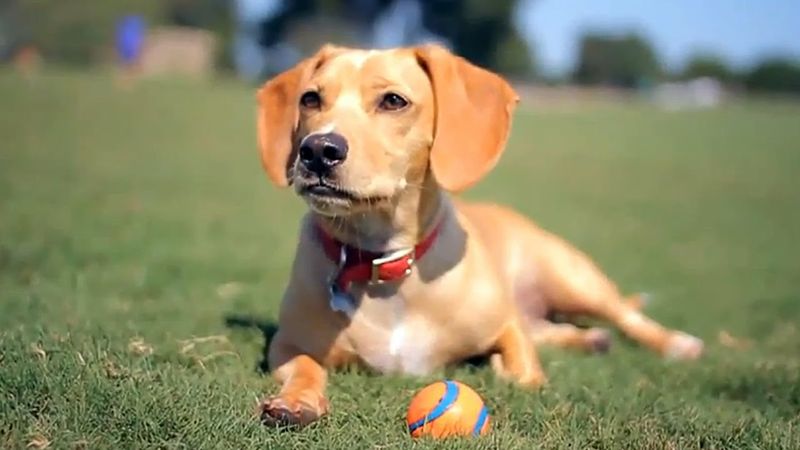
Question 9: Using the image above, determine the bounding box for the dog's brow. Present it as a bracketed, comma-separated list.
[369, 77, 401, 90]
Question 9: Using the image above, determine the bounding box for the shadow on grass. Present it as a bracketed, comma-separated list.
[708, 364, 800, 420]
[222, 314, 380, 380]
[223, 315, 278, 374]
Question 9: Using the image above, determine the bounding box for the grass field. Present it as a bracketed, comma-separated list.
[1, 70, 799, 449]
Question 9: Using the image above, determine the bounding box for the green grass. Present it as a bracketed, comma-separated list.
[1, 69, 799, 449]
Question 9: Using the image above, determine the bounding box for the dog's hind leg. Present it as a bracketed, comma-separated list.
[539, 246, 703, 360]
[550, 282, 703, 360]
[528, 320, 613, 354]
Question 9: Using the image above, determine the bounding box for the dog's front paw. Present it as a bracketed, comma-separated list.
[259, 391, 329, 428]
[663, 332, 704, 360]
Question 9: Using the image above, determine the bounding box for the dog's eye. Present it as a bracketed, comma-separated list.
[378, 92, 409, 111]
[300, 91, 321, 109]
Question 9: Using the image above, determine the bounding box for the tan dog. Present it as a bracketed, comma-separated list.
[255, 44, 703, 427]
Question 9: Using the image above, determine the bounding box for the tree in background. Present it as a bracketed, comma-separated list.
[681, 52, 735, 83]
[573, 32, 661, 88]
[744, 58, 800, 94]
[263, 0, 537, 79]
[493, 32, 537, 79]
[418, 0, 535, 76]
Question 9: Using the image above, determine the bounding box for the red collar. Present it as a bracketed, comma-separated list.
[316, 220, 443, 291]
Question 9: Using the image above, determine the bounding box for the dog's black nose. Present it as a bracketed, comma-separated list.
[298, 132, 349, 175]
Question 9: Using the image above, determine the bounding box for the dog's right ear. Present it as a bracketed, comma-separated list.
[256, 46, 336, 187]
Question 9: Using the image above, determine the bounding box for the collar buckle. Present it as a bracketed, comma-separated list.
[369, 247, 415, 284]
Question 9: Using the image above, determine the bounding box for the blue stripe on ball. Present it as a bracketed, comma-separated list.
[407, 380, 459, 433]
[472, 405, 489, 436]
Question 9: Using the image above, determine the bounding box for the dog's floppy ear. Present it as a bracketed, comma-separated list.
[415, 45, 519, 192]
[256, 46, 336, 186]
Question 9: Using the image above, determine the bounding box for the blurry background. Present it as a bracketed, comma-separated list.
[1, 2, 799, 448]
[2, 0, 799, 99]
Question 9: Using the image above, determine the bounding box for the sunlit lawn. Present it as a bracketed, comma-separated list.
[1, 70, 799, 449]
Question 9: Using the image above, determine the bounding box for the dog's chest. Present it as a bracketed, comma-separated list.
[343, 291, 440, 375]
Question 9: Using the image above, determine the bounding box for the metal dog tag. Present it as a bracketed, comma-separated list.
[327, 245, 355, 315]
[328, 282, 355, 315]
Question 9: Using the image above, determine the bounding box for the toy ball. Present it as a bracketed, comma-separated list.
[406, 380, 490, 438]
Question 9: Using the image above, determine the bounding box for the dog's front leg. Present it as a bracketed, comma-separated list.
[490, 319, 547, 388]
[260, 333, 330, 427]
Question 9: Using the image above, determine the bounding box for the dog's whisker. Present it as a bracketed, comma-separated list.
[402, 182, 435, 193]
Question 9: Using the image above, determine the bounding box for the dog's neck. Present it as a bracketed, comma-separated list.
[315, 175, 445, 253]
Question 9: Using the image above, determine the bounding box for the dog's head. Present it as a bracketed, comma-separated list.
[257, 44, 518, 216]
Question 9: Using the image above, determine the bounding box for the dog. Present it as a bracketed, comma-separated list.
[255, 44, 703, 427]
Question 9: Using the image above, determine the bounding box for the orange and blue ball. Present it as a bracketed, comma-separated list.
[406, 380, 491, 438]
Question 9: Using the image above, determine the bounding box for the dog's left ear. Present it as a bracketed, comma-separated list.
[415, 45, 519, 192]
[256, 45, 336, 187]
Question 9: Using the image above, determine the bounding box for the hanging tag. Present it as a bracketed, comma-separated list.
[328, 282, 355, 315]
[327, 245, 355, 314]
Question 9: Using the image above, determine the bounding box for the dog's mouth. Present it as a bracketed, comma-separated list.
[298, 180, 390, 213]
[300, 180, 357, 200]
